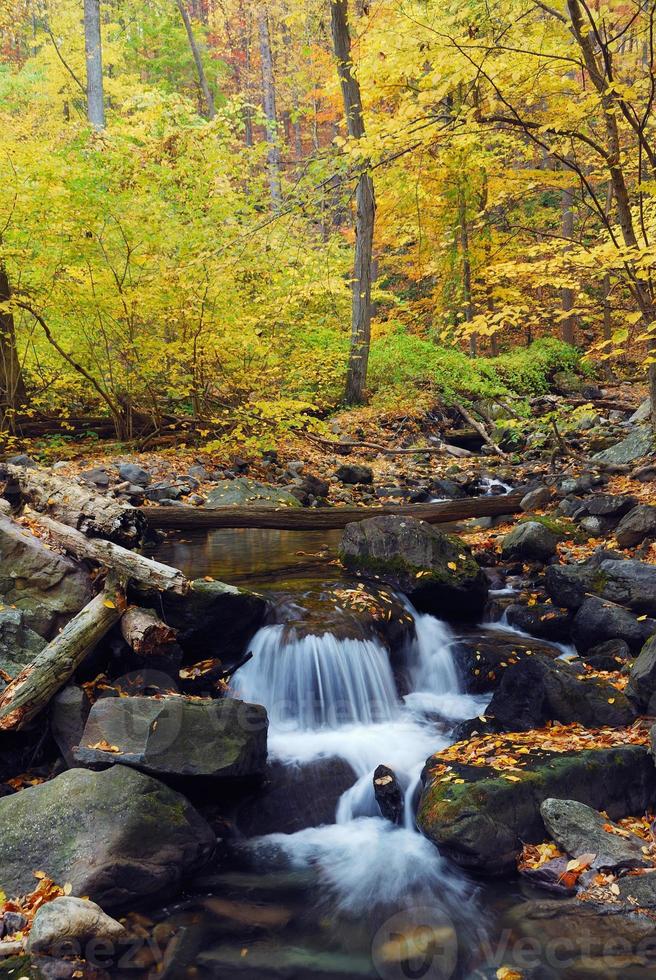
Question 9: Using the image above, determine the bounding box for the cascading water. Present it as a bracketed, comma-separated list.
[231, 601, 486, 921]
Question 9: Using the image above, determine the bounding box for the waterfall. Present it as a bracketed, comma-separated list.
[233, 624, 399, 730]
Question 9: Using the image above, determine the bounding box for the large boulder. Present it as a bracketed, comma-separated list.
[592, 426, 654, 464]
[572, 595, 656, 652]
[481, 654, 635, 731]
[51, 684, 91, 768]
[504, 602, 573, 643]
[0, 516, 92, 637]
[582, 493, 638, 519]
[205, 478, 300, 508]
[546, 557, 656, 616]
[335, 464, 373, 485]
[417, 744, 655, 875]
[0, 766, 215, 907]
[500, 522, 561, 563]
[615, 504, 656, 548]
[452, 630, 561, 693]
[544, 562, 598, 609]
[26, 896, 126, 955]
[540, 798, 650, 871]
[75, 696, 268, 780]
[340, 516, 488, 620]
[628, 637, 656, 711]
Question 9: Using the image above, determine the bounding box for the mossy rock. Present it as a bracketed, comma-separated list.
[417, 744, 655, 875]
[340, 515, 488, 621]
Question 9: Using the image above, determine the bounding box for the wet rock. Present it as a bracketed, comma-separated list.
[233, 757, 356, 836]
[615, 504, 656, 548]
[373, 764, 404, 825]
[505, 602, 573, 643]
[417, 744, 655, 875]
[144, 482, 184, 502]
[80, 466, 111, 488]
[0, 765, 215, 908]
[579, 515, 616, 538]
[501, 522, 561, 563]
[0, 515, 92, 637]
[454, 630, 560, 693]
[117, 462, 151, 487]
[481, 654, 635, 731]
[627, 636, 656, 711]
[631, 462, 656, 482]
[630, 398, 652, 424]
[541, 798, 650, 871]
[592, 558, 656, 614]
[432, 478, 467, 500]
[335, 464, 373, 485]
[26, 896, 126, 955]
[340, 516, 488, 621]
[545, 562, 598, 609]
[592, 426, 654, 464]
[51, 684, 91, 768]
[159, 579, 266, 661]
[75, 696, 268, 780]
[205, 478, 301, 508]
[582, 638, 631, 670]
[558, 473, 607, 496]
[520, 485, 551, 512]
[572, 596, 656, 652]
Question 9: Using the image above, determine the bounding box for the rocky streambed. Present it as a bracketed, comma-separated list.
[2, 407, 656, 978]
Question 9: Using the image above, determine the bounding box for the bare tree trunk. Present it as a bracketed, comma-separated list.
[83, 0, 105, 128]
[560, 186, 576, 344]
[0, 265, 25, 428]
[258, 7, 282, 205]
[330, 0, 376, 405]
[175, 0, 216, 120]
[458, 188, 476, 356]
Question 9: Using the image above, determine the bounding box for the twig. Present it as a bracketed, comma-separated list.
[454, 402, 507, 457]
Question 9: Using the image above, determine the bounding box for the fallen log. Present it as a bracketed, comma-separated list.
[2, 465, 146, 547]
[121, 605, 178, 656]
[455, 402, 506, 458]
[140, 490, 526, 531]
[0, 582, 125, 731]
[30, 512, 188, 595]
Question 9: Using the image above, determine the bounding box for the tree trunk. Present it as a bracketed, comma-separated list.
[29, 512, 188, 594]
[0, 582, 124, 730]
[175, 0, 216, 120]
[331, 0, 375, 405]
[83, 0, 105, 128]
[458, 188, 476, 356]
[139, 489, 526, 531]
[2, 464, 146, 547]
[0, 265, 25, 428]
[257, 7, 282, 205]
[560, 186, 576, 344]
[121, 606, 178, 656]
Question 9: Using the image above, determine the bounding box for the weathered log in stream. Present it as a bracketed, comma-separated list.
[0, 581, 124, 730]
[1, 464, 146, 546]
[140, 490, 526, 531]
[30, 512, 188, 595]
[121, 605, 178, 657]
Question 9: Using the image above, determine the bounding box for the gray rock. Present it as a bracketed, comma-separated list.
[27, 896, 126, 955]
[340, 516, 488, 620]
[0, 765, 215, 908]
[615, 504, 656, 548]
[545, 562, 598, 608]
[482, 653, 635, 731]
[117, 463, 151, 487]
[579, 515, 615, 537]
[573, 595, 656, 652]
[595, 558, 656, 613]
[583, 493, 637, 518]
[51, 685, 91, 768]
[520, 486, 551, 512]
[7, 454, 37, 468]
[144, 482, 183, 502]
[583, 638, 631, 670]
[205, 478, 301, 508]
[188, 464, 210, 481]
[627, 636, 656, 711]
[335, 464, 374, 485]
[80, 466, 111, 488]
[631, 463, 656, 482]
[75, 696, 268, 779]
[373, 764, 404, 825]
[501, 521, 561, 562]
[505, 603, 573, 643]
[0, 516, 92, 637]
[630, 398, 651, 424]
[0, 608, 46, 685]
[541, 799, 650, 871]
[593, 426, 654, 464]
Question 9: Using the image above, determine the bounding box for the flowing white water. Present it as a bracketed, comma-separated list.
[231, 602, 486, 916]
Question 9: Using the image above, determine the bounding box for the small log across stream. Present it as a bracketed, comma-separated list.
[139, 489, 526, 531]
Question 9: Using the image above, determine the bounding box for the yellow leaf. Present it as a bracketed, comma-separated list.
[447, 562, 457, 570]
[103, 600, 116, 609]
[63, 882, 72, 895]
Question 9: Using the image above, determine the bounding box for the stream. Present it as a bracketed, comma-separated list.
[148, 528, 555, 980]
